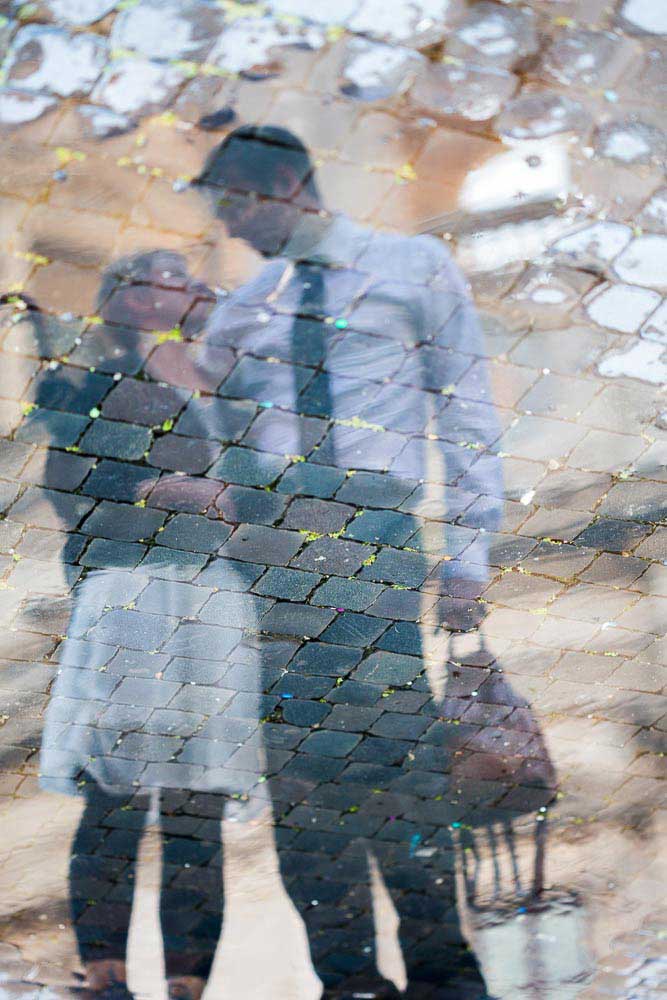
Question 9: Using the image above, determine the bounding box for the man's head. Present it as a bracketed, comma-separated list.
[194, 125, 321, 256]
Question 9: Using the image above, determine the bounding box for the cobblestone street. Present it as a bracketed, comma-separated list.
[0, 1, 665, 998]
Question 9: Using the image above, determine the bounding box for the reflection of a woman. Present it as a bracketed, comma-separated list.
[33, 251, 263, 1000]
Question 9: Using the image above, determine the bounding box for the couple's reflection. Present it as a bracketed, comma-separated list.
[33, 127, 556, 1000]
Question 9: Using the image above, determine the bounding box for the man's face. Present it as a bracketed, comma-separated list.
[214, 190, 302, 256]
[201, 148, 309, 256]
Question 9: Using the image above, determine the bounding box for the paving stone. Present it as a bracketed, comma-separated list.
[148, 434, 221, 475]
[20, 449, 94, 492]
[9, 556, 81, 595]
[82, 459, 159, 502]
[155, 513, 231, 553]
[292, 535, 370, 576]
[575, 518, 652, 553]
[279, 700, 330, 729]
[411, 62, 517, 124]
[199, 590, 273, 628]
[8, 485, 94, 531]
[214, 484, 286, 526]
[139, 547, 208, 582]
[259, 603, 335, 638]
[595, 118, 667, 165]
[340, 37, 425, 102]
[520, 540, 596, 581]
[196, 557, 264, 591]
[221, 525, 303, 566]
[533, 469, 612, 513]
[568, 429, 647, 473]
[614, 235, 667, 290]
[208, 447, 289, 488]
[281, 497, 355, 535]
[5, 25, 107, 98]
[88, 610, 177, 652]
[273, 674, 335, 702]
[616, 595, 667, 634]
[510, 325, 613, 375]
[110, 0, 223, 62]
[542, 28, 633, 89]
[314, 575, 390, 616]
[147, 475, 222, 513]
[103, 379, 189, 426]
[597, 481, 667, 524]
[45, 0, 117, 25]
[222, 356, 312, 407]
[242, 408, 327, 457]
[320, 612, 389, 648]
[353, 650, 423, 686]
[637, 186, 667, 233]
[81, 538, 147, 569]
[359, 547, 432, 588]
[80, 418, 152, 461]
[635, 562, 667, 597]
[344, 508, 418, 546]
[314, 424, 407, 472]
[276, 462, 347, 499]
[290, 642, 362, 680]
[299, 730, 361, 758]
[69, 325, 154, 375]
[519, 373, 599, 420]
[25, 366, 112, 416]
[445, 1, 537, 70]
[3, 313, 83, 358]
[163, 622, 242, 660]
[0, 442, 32, 482]
[335, 471, 416, 509]
[254, 567, 321, 602]
[496, 91, 591, 141]
[550, 221, 633, 268]
[598, 339, 667, 384]
[91, 58, 186, 119]
[619, 0, 667, 33]
[15, 408, 89, 448]
[367, 588, 436, 621]
[499, 415, 586, 462]
[136, 580, 211, 618]
[375, 620, 423, 656]
[81, 500, 166, 544]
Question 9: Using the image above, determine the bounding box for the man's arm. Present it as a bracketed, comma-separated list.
[418, 238, 504, 608]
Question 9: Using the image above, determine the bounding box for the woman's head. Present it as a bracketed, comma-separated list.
[98, 251, 212, 336]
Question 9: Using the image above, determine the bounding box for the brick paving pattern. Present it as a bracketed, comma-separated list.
[0, 1, 665, 999]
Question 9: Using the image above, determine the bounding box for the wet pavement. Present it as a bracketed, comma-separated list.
[0, 1, 665, 998]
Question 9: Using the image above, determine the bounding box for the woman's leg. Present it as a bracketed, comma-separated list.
[159, 790, 225, 999]
[386, 850, 490, 1000]
[69, 786, 146, 991]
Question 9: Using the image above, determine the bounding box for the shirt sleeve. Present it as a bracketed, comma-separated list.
[420, 238, 504, 584]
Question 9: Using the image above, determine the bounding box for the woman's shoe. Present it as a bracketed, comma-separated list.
[167, 975, 206, 1000]
[85, 960, 130, 995]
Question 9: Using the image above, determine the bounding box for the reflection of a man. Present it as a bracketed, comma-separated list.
[195, 126, 520, 999]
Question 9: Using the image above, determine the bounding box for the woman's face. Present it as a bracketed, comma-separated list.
[101, 264, 199, 331]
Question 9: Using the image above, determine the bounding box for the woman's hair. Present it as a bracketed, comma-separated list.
[194, 124, 321, 206]
[95, 250, 190, 312]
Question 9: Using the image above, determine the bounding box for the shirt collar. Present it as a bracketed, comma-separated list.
[283, 212, 372, 268]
